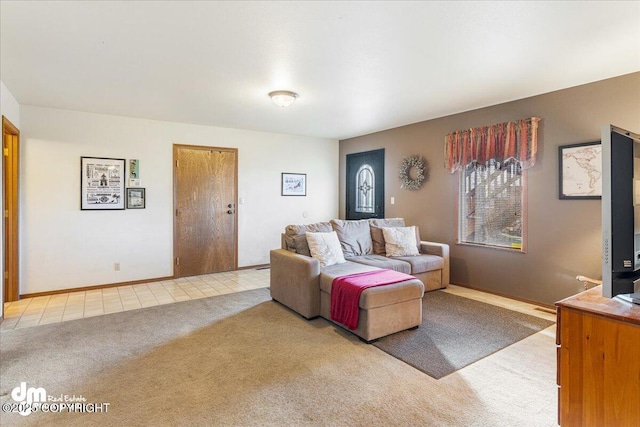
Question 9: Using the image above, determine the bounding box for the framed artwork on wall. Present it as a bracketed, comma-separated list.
[128, 158, 141, 187]
[126, 188, 146, 209]
[558, 141, 602, 199]
[81, 157, 126, 210]
[282, 173, 306, 196]
[129, 159, 140, 179]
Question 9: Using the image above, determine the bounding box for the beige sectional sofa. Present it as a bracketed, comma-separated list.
[270, 218, 450, 342]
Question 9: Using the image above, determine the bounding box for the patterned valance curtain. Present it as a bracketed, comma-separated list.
[444, 117, 541, 173]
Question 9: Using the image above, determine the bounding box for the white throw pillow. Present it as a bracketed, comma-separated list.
[382, 226, 420, 257]
[305, 231, 346, 267]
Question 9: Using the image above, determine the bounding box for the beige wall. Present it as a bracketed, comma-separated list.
[339, 72, 640, 305]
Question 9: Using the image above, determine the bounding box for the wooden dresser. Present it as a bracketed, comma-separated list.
[556, 286, 640, 426]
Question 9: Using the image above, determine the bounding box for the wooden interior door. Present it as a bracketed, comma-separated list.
[3, 116, 19, 302]
[174, 145, 237, 277]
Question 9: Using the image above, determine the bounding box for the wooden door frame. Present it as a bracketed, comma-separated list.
[172, 144, 238, 278]
[2, 116, 20, 303]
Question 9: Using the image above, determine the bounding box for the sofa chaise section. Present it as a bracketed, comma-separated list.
[319, 263, 424, 341]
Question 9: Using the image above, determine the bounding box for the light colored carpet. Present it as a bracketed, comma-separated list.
[374, 290, 555, 379]
[0, 288, 558, 426]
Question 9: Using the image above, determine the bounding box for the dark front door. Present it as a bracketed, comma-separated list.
[346, 149, 385, 220]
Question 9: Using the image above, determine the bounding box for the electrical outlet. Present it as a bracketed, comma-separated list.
[114, 262, 120, 271]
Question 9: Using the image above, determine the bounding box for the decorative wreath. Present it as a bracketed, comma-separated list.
[399, 155, 427, 191]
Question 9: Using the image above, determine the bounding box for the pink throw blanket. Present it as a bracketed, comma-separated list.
[330, 269, 415, 330]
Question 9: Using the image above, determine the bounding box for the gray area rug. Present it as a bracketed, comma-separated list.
[373, 290, 555, 379]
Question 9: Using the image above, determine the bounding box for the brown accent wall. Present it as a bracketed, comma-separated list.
[339, 72, 640, 305]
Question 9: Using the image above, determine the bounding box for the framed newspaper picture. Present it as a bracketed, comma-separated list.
[81, 157, 126, 210]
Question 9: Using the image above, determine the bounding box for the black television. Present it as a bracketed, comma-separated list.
[602, 125, 640, 298]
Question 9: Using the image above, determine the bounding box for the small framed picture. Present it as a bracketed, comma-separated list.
[129, 159, 140, 179]
[126, 188, 146, 209]
[282, 173, 306, 196]
[558, 141, 602, 199]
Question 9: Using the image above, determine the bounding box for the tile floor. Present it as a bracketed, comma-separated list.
[2, 269, 556, 332]
[1, 268, 270, 331]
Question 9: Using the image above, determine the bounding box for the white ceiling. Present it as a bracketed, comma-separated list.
[1, 1, 639, 140]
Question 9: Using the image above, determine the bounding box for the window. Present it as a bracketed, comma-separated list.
[458, 160, 526, 251]
[355, 164, 375, 213]
[445, 117, 539, 252]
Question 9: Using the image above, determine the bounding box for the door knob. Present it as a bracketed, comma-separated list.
[227, 209, 235, 214]
[228, 203, 235, 208]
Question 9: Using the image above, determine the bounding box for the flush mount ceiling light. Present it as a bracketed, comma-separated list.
[269, 90, 298, 108]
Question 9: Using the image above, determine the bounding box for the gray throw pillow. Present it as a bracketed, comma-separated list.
[369, 218, 405, 255]
[284, 221, 332, 252]
[293, 234, 311, 257]
[330, 219, 373, 258]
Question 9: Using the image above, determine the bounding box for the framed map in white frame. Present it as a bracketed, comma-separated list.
[559, 141, 602, 199]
